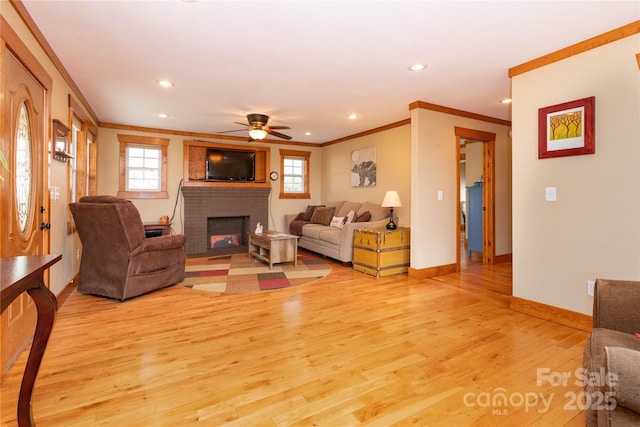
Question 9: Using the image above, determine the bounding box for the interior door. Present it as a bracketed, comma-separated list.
[455, 127, 496, 268]
[1, 47, 49, 374]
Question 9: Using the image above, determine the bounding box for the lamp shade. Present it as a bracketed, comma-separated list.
[248, 128, 267, 140]
[381, 190, 402, 208]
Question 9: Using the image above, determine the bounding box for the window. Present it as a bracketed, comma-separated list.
[69, 116, 80, 203]
[279, 149, 310, 199]
[87, 131, 97, 195]
[68, 96, 99, 234]
[117, 134, 169, 199]
[16, 102, 32, 233]
[126, 145, 161, 190]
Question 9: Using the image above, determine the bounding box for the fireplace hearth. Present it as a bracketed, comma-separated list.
[182, 187, 270, 256]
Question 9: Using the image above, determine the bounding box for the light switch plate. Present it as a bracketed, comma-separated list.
[545, 187, 557, 201]
[587, 280, 595, 297]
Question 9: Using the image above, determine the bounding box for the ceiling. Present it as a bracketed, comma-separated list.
[20, 1, 639, 144]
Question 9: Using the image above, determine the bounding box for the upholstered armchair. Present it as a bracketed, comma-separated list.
[69, 195, 186, 301]
[583, 279, 640, 426]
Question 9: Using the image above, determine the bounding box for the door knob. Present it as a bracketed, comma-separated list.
[40, 222, 51, 230]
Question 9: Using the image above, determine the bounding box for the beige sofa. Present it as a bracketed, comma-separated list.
[583, 278, 640, 426]
[285, 201, 390, 263]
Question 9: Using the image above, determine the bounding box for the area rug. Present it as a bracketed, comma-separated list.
[180, 252, 332, 293]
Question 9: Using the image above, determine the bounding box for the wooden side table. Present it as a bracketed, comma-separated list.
[143, 222, 172, 237]
[353, 227, 410, 277]
[1, 254, 61, 427]
[248, 231, 299, 269]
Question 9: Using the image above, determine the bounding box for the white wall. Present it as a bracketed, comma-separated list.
[269, 145, 323, 233]
[465, 142, 483, 186]
[511, 34, 640, 315]
[320, 125, 412, 228]
[460, 160, 467, 202]
[410, 108, 512, 270]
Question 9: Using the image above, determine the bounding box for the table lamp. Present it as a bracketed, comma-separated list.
[381, 190, 402, 230]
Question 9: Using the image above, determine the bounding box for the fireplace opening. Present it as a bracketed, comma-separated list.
[207, 216, 250, 256]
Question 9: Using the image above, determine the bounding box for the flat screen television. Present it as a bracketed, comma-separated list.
[206, 148, 255, 182]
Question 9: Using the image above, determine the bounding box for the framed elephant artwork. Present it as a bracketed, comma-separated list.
[351, 147, 376, 187]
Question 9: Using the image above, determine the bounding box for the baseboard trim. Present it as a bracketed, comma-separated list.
[494, 253, 512, 263]
[510, 296, 592, 332]
[56, 274, 78, 307]
[408, 263, 457, 279]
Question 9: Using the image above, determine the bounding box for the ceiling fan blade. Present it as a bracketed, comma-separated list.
[267, 126, 291, 130]
[233, 122, 250, 127]
[216, 129, 246, 134]
[267, 130, 292, 140]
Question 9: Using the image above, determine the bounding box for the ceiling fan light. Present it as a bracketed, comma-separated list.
[248, 128, 267, 140]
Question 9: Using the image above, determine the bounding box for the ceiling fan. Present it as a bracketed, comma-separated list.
[218, 113, 292, 141]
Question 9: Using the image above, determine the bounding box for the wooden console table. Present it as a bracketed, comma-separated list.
[248, 231, 298, 269]
[1, 254, 61, 427]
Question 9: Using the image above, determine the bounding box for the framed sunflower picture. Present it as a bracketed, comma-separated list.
[538, 96, 595, 159]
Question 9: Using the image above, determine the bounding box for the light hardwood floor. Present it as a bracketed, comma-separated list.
[1, 251, 588, 426]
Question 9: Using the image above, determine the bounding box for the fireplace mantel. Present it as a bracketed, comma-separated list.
[182, 187, 270, 255]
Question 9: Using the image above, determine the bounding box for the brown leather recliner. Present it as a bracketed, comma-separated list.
[583, 279, 640, 426]
[69, 195, 186, 301]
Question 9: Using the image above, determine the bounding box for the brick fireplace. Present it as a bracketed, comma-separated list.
[182, 187, 270, 256]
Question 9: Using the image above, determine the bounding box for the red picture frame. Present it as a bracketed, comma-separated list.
[538, 96, 595, 159]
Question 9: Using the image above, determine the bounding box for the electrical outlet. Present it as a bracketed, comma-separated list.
[76, 249, 81, 260]
[587, 280, 595, 297]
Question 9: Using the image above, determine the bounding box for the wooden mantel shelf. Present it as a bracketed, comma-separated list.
[183, 140, 270, 188]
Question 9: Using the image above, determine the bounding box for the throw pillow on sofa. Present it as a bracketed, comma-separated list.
[303, 205, 325, 221]
[329, 216, 347, 228]
[310, 207, 336, 226]
[345, 210, 356, 223]
[355, 211, 371, 222]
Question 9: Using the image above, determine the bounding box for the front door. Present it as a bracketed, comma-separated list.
[1, 47, 49, 374]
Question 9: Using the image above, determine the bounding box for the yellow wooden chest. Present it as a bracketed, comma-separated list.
[352, 228, 410, 277]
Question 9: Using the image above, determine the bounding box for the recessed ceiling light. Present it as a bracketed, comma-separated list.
[501, 98, 512, 104]
[158, 113, 169, 118]
[305, 132, 311, 136]
[158, 80, 174, 88]
[348, 114, 359, 120]
[408, 63, 426, 72]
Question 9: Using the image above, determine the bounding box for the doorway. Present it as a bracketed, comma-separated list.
[1, 29, 52, 375]
[454, 127, 495, 270]
[460, 139, 484, 267]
